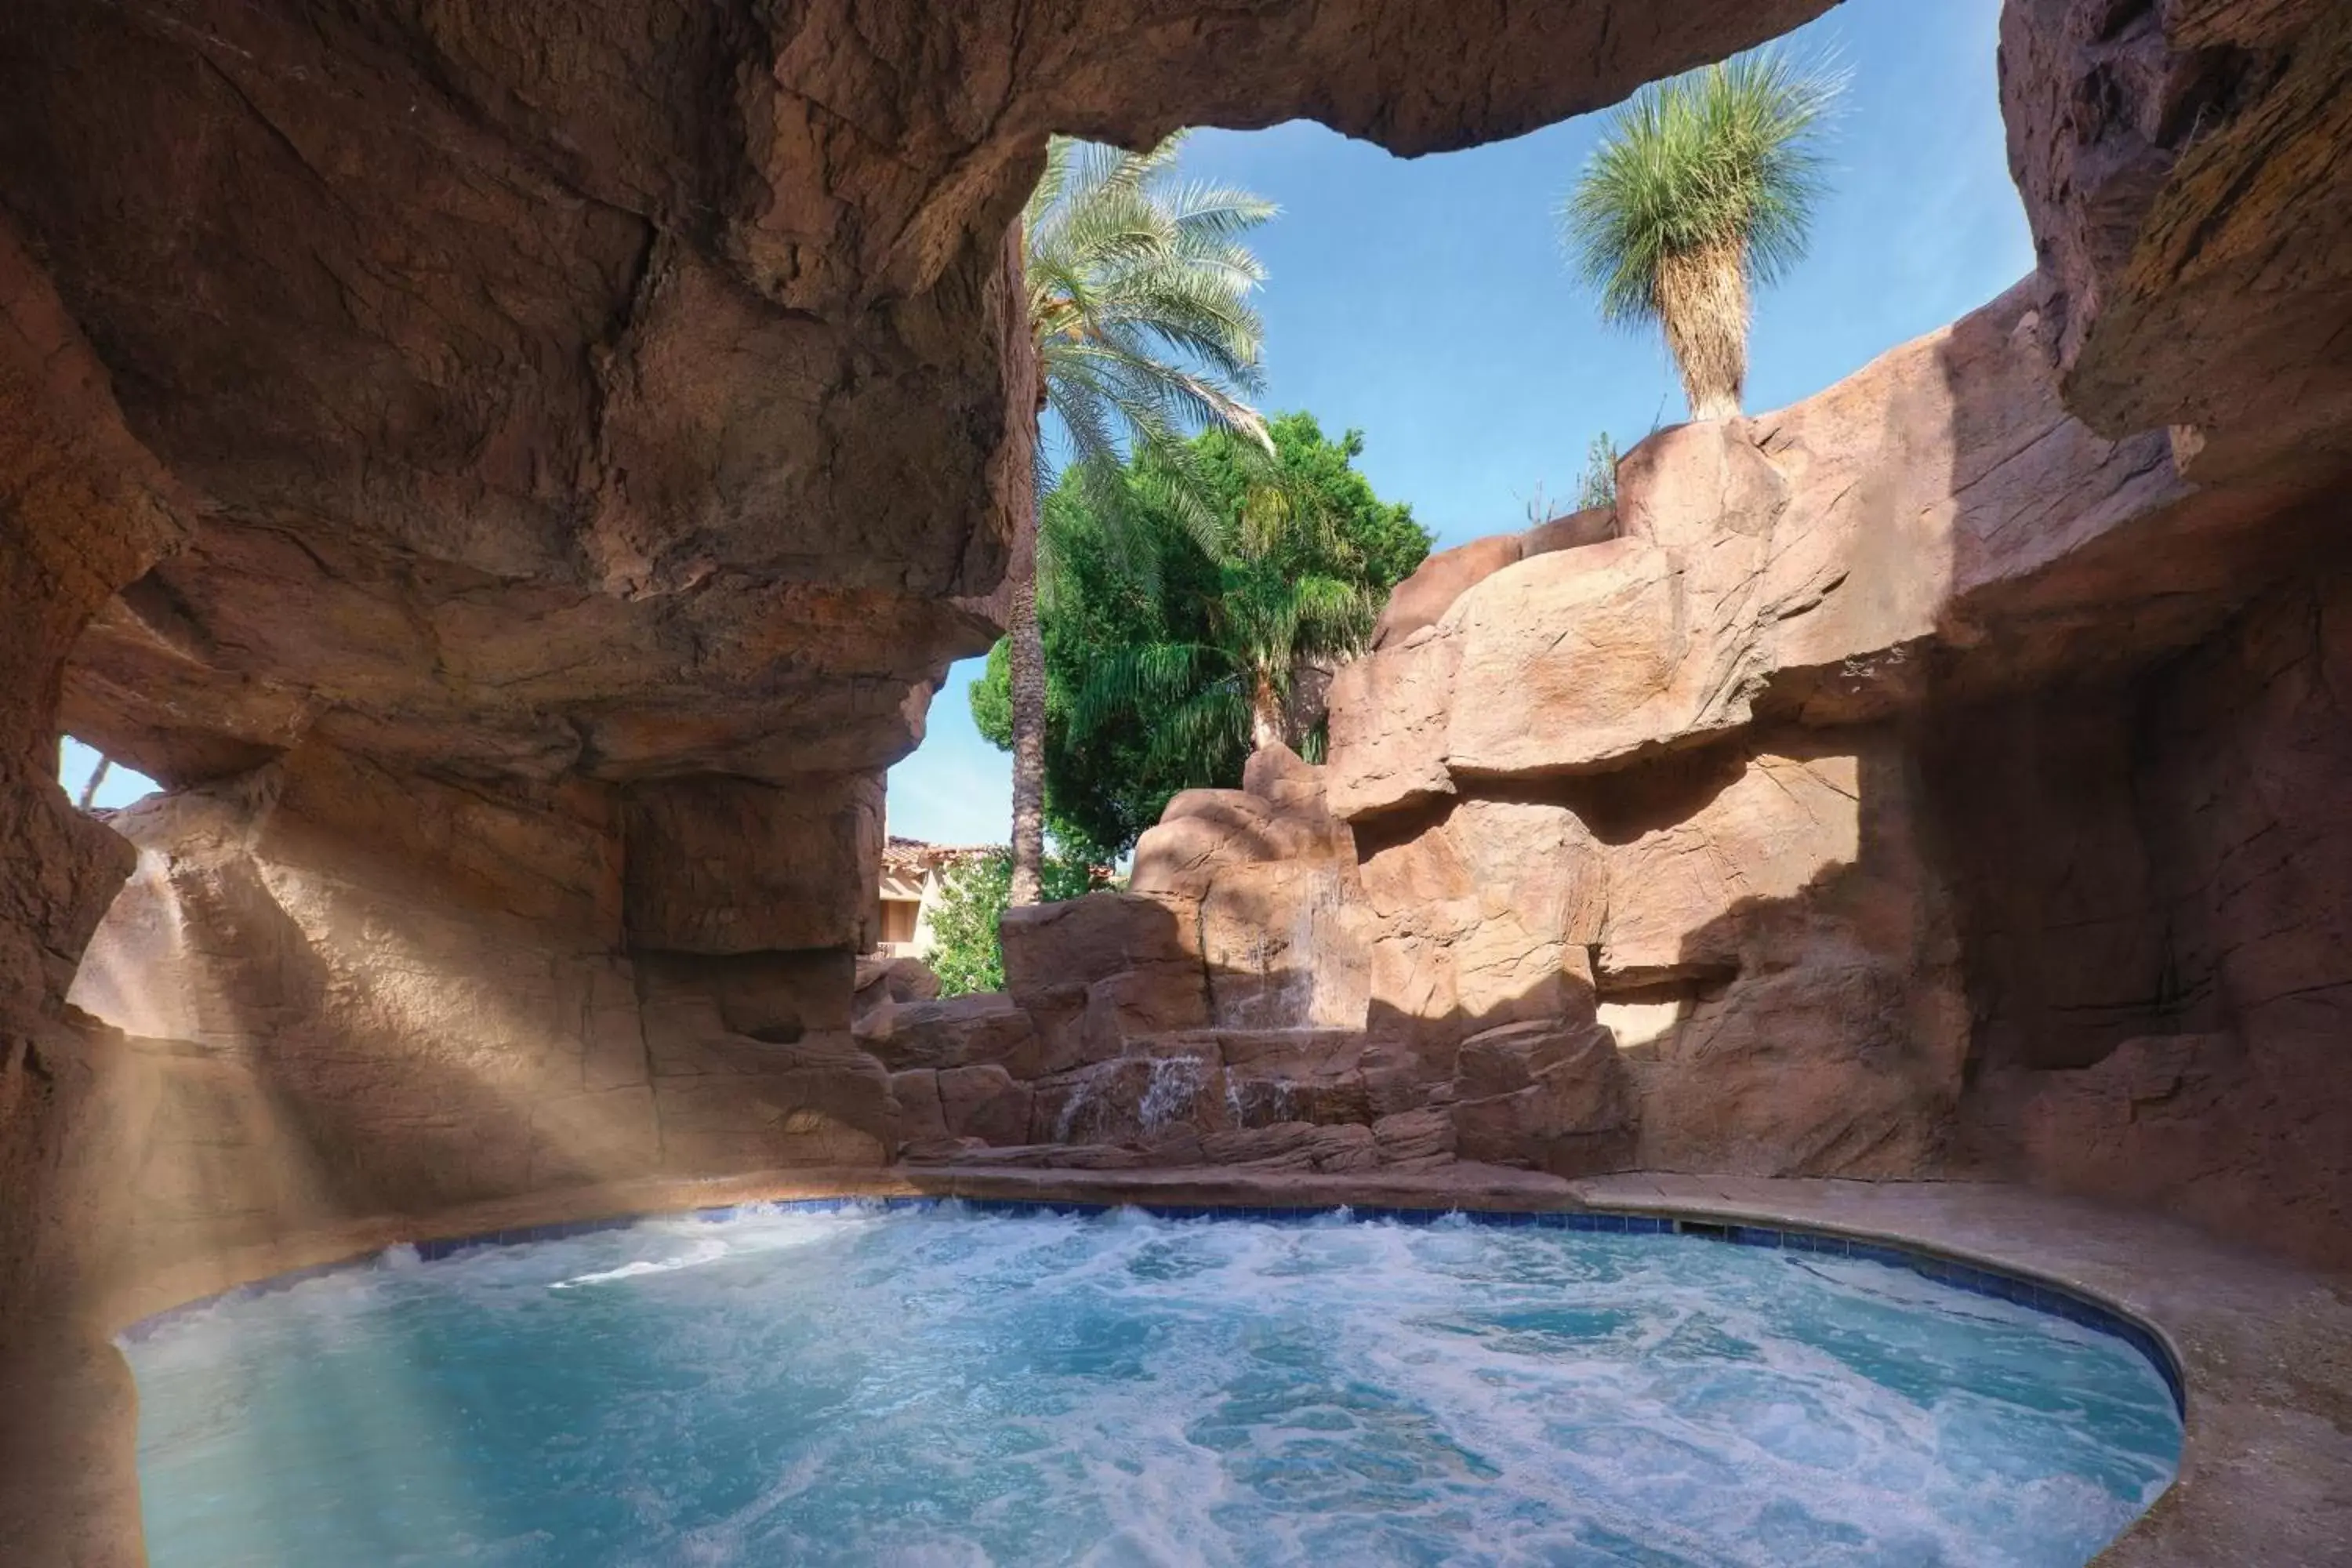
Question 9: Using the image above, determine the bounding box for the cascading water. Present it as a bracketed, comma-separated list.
[1138, 1054, 1207, 1132]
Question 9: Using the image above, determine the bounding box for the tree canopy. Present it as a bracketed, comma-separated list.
[1005, 132, 1276, 905]
[972, 412, 1428, 859]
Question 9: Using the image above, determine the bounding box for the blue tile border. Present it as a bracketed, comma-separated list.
[115, 1194, 2187, 1417]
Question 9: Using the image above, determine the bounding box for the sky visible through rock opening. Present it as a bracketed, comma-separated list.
[56, 0, 2030, 832]
[887, 0, 2031, 850]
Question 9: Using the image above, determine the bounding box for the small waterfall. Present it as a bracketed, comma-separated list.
[1227, 1076, 1301, 1128]
[1138, 1055, 1206, 1133]
[1053, 1076, 1092, 1142]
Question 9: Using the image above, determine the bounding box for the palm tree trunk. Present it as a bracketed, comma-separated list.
[75, 755, 113, 811]
[1007, 520, 1048, 908]
[1249, 673, 1284, 754]
[1657, 241, 1750, 422]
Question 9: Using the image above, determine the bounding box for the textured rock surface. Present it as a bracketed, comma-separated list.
[0, 0, 1831, 799]
[2002, 0, 2352, 484]
[0, 217, 191, 1059]
[1330, 282, 2318, 818]
[623, 773, 884, 954]
[15, 0, 2351, 1557]
[1315, 273, 2350, 1239]
[63, 746, 902, 1283]
[1450, 1021, 1635, 1177]
[1946, 560, 2352, 1265]
[866, 750, 1635, 1178]
[1323, 625, 1463, 819]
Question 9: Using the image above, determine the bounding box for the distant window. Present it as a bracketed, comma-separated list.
[881, 898, 919, 946]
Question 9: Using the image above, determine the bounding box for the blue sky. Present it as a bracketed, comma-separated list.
[887, 0, 2034, 848]
[60, 0, 2032, 830]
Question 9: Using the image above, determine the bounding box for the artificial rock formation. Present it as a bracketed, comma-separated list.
[8, 0, 2352, 1558]
[863, 743, 1642, 1181]
[909, 266, 2351, 1263]
[2, 8, 1857, 1558]
[2002, 0, 2352, 486]
[1, 0, 1839, 1312]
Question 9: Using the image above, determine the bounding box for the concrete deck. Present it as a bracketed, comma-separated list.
[67, 1167, 2352, 1566]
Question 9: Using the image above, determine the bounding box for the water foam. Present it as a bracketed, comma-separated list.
[125, 1207, 2180, 1567]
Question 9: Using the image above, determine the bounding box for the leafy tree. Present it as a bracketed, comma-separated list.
[1560, 49, 1842, 421]
[926, 849, 1101, 996]
[1010, 134, 1274, 906]
[1577, 431, 1621, 510]
[973, 412, 1427, 858]
[1071, 509, 1370, 761]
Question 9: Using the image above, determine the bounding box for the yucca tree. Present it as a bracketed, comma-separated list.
[1561, 50, 1842, 422]
[1009, 133, 1274, 905]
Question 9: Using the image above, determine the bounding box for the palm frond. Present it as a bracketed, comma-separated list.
[1069, 639, 1226, 739]
[1146, 683, 1251, 777]
[1026, 132, 1273, 487]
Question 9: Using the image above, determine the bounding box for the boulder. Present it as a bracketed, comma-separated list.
[1370, 533, 1523, 648]
[1520, 504, 1617, 557]
[936, 1064, 1033, 1147]
[1130, 745, 1353, 902]
[855, 992, 1040, 1076]
[1000, 893, 1200, 1004]
[891, 1069, 947, 1145]
[1441, 539, 1744, 780]
[1449, 1020, 1635, 1177]
[1371, 1108, 1458, 1167]
[1323, 625, 1461, 820]
[1029, 1045, 1226, 1147]
[1369, 508, 1617, 653]
[854, 954, 940, 1018]
[1357, 797, 1605, 1044]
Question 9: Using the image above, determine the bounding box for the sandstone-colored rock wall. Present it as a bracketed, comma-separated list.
[0, 213, 193, 1568]
[44, 742, 914, 1365]
[1310, 274, 2350, 1255]
[1948, 557, 2352, 1265]
[2002, 0, 2352, 486]
[5, 0, 2347, 1558]
[0, 0, 1839, 1341]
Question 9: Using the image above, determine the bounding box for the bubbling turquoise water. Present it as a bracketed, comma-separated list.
[125, 1204, 2179, 1566]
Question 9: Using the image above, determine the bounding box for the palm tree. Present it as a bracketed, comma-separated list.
[1560, 50, 1842, 422]
[1010, 134, 1275, 905]
[1070, 476, 1375, 774]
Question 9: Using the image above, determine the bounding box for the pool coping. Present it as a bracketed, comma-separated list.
[100, 1165, 2352, 1566]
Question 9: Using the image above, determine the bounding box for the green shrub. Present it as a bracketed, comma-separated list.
[927, 849, 1102, 996]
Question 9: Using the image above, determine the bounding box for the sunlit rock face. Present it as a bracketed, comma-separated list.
[0, 0, 1840, 1348]
[64, 746, 898, 1279]
[1310, 274, 2350, 1260]
[976, 271, 2352, 1265]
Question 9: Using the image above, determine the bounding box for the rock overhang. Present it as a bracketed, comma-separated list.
[1, 0, 1839, 797]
